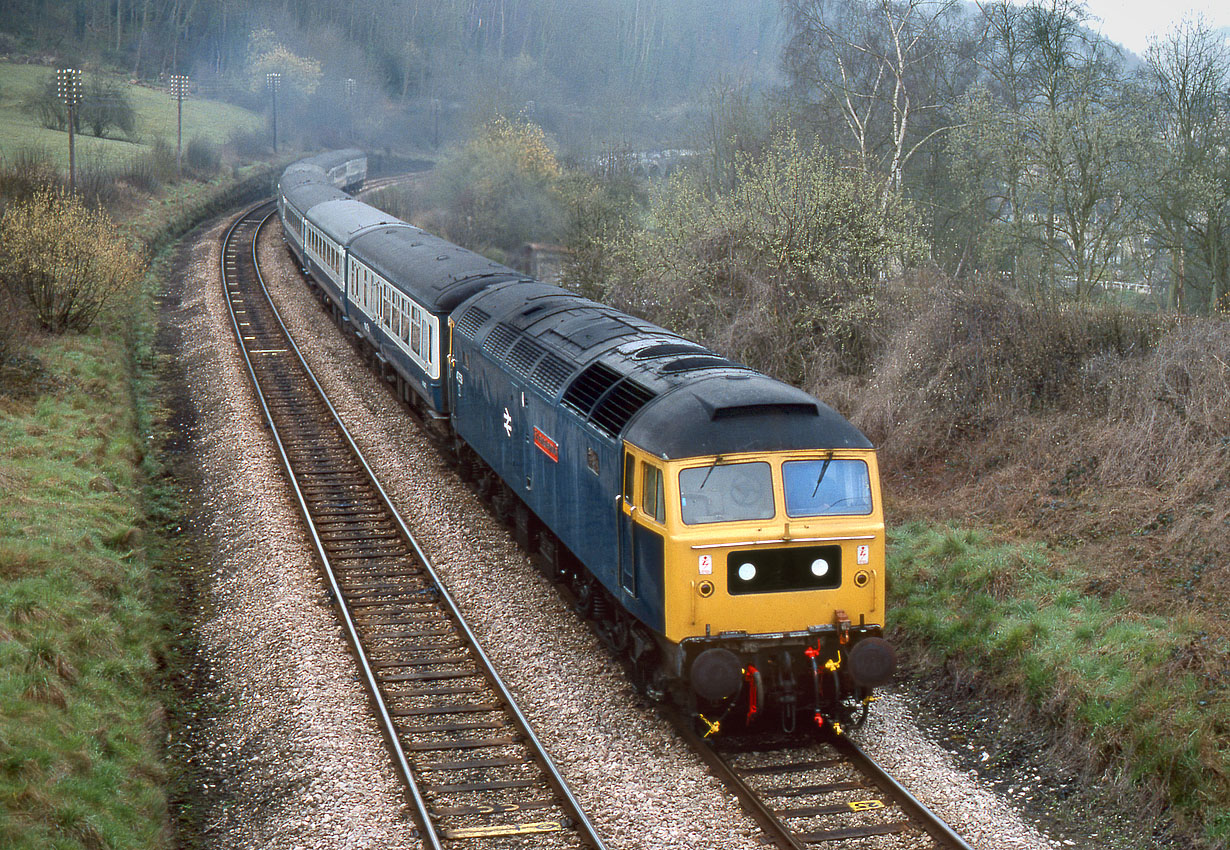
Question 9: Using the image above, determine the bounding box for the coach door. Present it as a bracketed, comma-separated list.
[618, 451, 637, 597]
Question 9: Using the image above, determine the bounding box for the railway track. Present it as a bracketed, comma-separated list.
[671, 712, 975, 850]
[220, 201, 606, 850]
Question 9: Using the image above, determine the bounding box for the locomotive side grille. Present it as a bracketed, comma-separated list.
[590, 378, 657, 437]
[531, 353, 573, 396]
[562, 361, 621, 417]
[483, 323, 519, 358]
[507, 337, 547, 377]
[455, 306, 489, 338]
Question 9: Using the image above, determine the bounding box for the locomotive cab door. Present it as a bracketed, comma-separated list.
[618, 451, 637, 597]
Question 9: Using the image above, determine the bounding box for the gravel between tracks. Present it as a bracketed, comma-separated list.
[169, 208, 1071, 849]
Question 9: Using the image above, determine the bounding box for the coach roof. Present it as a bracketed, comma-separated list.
[349, 225, 526, 313]
[307, 198, 416, 246]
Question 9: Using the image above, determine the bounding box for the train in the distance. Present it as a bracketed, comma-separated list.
[276, 149, 896, 735]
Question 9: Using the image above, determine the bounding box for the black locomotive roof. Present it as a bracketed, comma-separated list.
[308, 198, 415, 246]
[624, 376, 871, 458]
[349, 226, 526, 313]
[452, 280, 872, 457]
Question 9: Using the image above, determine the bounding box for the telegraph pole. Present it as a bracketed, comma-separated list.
[266, 72, 281, 152]
[171, 75, 189, 176]
[56, 68, 83, 193]
[345, 78, 357, 141]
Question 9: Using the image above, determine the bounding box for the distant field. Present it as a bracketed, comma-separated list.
[0, 63, 261, 168]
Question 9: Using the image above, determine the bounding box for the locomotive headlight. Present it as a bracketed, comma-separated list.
[738, 562, 757, 581]
[810, 558, 830, 577]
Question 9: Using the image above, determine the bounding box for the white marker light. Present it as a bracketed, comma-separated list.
[738, 563, 756, 581]
[811, 558, 829, 577]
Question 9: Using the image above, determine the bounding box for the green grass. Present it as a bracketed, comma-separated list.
[888, 522, 1230, 846]
[0, 336, 167, 850]
[0, 62, 261, 169]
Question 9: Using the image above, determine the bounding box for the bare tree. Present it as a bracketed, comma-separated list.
[783, 0, 963, 198]
[1142, 17, 1230, 312]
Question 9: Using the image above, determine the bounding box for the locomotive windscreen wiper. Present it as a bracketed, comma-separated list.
[811, 450, 834, 498]
[698, 454, 726, 490]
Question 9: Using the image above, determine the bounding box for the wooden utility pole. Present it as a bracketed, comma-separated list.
[56, 68, 83, 193]
[171, 74, 189, 176]
[266, 73, 281, 152]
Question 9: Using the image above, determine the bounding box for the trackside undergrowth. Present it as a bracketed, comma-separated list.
[0, 335, 168, 849]
[0, 158, 280, 849]
[887, 522, 1230, 846]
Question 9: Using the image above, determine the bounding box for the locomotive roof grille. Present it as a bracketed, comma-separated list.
[455, 306, 490, 337]
[507, 336, 547, 377]
[590, 378, 657, 436]
[711, 401, 820, 420]
[484, 324, 519, 358]
[531, 353, 573, 395]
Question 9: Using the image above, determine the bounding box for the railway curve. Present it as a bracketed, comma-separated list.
[220, 200, 606, 850]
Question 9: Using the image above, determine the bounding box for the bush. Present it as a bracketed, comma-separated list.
[855, 283, 1166, 462]
[592, 132, 921, 386]
[226, 127, 268, 159]
[22, 74, 69, 131]
[433, 114, 564, 253]
[122, 138, 177, 193]
[0, 189, 145, 333]
[0, 146, 61, 200]
[184, 135, 221, 177]
[79, 76, 136, 139]
[22, 73, 136, 140]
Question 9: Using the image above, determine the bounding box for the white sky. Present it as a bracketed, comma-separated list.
[1078, 0, 1229, 55]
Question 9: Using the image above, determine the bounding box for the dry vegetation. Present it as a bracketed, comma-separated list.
[818, 282, 1230, 617]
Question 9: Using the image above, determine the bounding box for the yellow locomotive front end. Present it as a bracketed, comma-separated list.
[621, 442, 896, 735]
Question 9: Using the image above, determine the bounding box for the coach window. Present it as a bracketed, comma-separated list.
[641, 462, 666, 524]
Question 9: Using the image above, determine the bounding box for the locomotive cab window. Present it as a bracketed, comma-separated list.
[622, 453, 635, 504]
[641, 462, 665, 523]
[679, 461, 774, 525]
[782, 458, 873, 517]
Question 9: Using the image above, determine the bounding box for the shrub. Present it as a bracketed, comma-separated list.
[22, 74, 69, 131]
[855, 283, 1166, 462]
[122, 138, 177, 193]
[433, 114, 564, 253]
[0, 146, 61, 200]
[184, 135, 221, 177]
[227, 127, 268, 159]
[79, 76, 136, 139]
[0, 189, 145, 333]
[594, 132, 921, 385]
[22, 73, 135, 140]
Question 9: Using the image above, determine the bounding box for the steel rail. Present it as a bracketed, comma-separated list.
[827, 732, 975, 850]
[666, 701, 974, 850]
[219, 201, 605, 850]
[247, 202, 605, 850]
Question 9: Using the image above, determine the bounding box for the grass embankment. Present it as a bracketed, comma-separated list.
[0, 335, 167, 848]
[0, 70, 275, 842]
[886, 519, 1229, 845]
[0, 62, 262, 168]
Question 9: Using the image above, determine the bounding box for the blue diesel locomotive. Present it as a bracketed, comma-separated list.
[278, 151, 896, 735]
